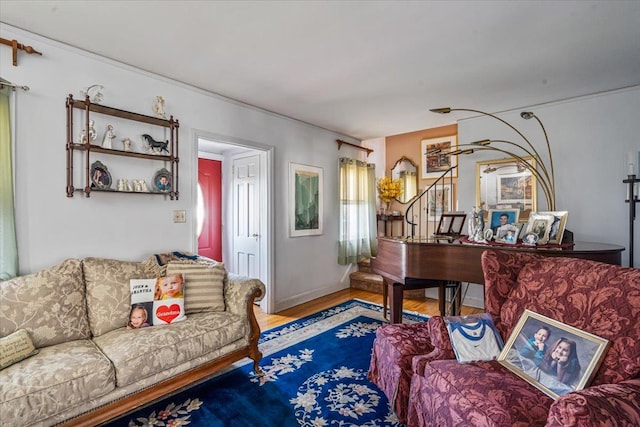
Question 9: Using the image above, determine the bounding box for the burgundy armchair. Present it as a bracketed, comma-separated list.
[405, 249, 640, 426]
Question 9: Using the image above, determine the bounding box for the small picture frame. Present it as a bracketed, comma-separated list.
[498, 309, 610, 399]
[495, 223, 520, 244]
[90, 160, 112, 189]
[521, 231, 539, 246]
[153, 168, 172, 193]
[487, 209, 520, 233]
[526, 212, 556, 244]
[538, 211, 569, 244]
[436, 212, 467, 235]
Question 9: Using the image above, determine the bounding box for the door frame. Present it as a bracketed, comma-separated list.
[192, 129, 275, 314]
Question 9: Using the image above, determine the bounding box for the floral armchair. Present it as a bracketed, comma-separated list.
[405, 250, 640, 426]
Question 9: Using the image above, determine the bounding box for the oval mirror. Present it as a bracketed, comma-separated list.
[391, 156, 418, 204]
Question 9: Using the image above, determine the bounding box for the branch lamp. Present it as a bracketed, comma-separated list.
[429, 107, 556, 211]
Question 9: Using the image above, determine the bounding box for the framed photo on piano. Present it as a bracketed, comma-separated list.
[436, 212, 467, 236]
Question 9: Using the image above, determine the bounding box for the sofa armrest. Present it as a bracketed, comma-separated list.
[411, 316, 456, 376]
[224, 273, 266, 316]
[426, 316, 453, 352]
[546, 379, 640, 427]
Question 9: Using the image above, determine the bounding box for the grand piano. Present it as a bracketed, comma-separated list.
[371, 237, 625, 323]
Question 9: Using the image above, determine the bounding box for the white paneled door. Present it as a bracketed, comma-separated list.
[232, 154, 261, 280]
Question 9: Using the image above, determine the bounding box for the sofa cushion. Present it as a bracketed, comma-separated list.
[83, 257, 164, 337]
[0, 339, 115, 427]
[92, 311, 246, 388]
[166, 260, 226, 313]
[498, 256, 640, 386]
[0, 329, 38, 370]
[0, 259, 91, 347]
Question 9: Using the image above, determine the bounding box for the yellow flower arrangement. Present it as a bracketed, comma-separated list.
[377, 176, 403, 204]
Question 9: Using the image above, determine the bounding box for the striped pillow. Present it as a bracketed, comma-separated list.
[166, 261, 226, 313]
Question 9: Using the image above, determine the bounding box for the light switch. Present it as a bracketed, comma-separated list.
[173, 210, 186, 223]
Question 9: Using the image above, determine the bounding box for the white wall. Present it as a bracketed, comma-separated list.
[455, 87, 640, 307]
[1, 25, 361, 311]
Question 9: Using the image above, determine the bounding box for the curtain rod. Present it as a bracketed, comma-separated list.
[336, 139, 373, 156]
[0, 37, 42, 66]
[0, 77, 29, 91]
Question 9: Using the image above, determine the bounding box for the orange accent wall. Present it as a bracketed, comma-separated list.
[385, 124, 458, 212]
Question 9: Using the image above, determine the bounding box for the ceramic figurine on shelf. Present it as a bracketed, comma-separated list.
[122, 137, 132, 152]
[153, 95, 167, 119]
[117, 179, 131, 192]
[78, 128, 87, 144]
[79, 120, 97, 144]
[142, 134, 169, 154]
[88, 120, 97, 144]
[80, 84, 104, 104]
[131, 179, 150, 192]
[102, 125, 116, 149]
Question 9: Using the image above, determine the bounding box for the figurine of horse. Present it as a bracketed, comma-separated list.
[141, 134, 169, 153]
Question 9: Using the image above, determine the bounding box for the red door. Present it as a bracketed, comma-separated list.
[198, 158, 222, 261]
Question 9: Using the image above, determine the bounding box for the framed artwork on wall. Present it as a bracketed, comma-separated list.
[421, 135, 458, 179]
[427, 184, 452, 219]
[289, 162, 323, 237]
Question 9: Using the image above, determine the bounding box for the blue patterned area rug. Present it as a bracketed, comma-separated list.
[104, 299, 428, 427]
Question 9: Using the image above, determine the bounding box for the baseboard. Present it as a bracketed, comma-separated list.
[275, 283, 348, 312]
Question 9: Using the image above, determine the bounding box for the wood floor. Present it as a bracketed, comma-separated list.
[254, 288, 484, 331]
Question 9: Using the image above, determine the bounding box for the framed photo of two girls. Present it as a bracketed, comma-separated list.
[498, 310, 610, 399]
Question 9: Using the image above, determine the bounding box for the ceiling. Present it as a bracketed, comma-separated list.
[2, 1, 640, 140]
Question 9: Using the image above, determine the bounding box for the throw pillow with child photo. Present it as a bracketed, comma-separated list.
[129, 274, 187, 327]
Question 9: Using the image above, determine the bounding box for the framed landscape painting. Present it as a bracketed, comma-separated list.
[289, 162, 323, 237]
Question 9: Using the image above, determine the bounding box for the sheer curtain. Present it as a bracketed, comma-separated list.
[0, 86, 18, 279]
[338, 157, 377, 265]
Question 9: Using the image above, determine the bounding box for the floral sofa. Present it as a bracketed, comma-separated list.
[369, 249, 640, 426]
[0, 253, 265, 427]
